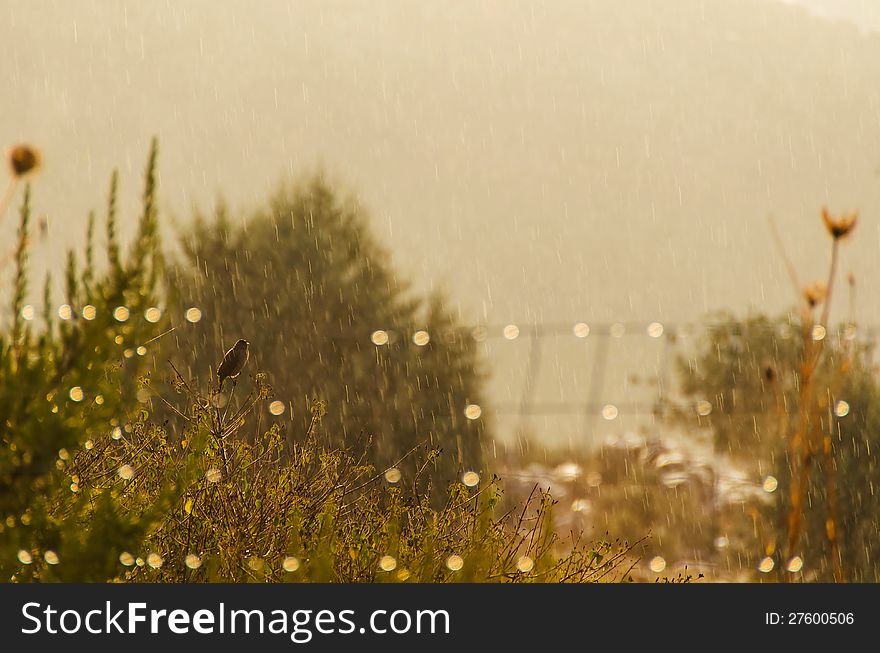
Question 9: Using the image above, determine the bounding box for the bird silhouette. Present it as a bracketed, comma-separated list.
[217, 339, 249, 390]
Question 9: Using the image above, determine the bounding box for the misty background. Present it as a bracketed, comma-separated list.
[3, 0, 879, 449]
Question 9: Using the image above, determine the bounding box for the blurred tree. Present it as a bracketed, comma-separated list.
[673, 312, 880, 581]
[0, 140, 170, 580]
[169, 175, 487, 497]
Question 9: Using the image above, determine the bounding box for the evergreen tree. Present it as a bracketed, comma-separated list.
[170, 175, 487, 496]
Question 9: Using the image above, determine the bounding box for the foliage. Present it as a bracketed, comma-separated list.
[23, 371, 637, 583]
[0, 140, 168, 580]
[169, 176, 487, 500]
[673, 312, 880, 581]
[1, 144, 635, 583]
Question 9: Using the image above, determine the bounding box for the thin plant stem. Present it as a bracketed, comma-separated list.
[0, 178, 18, 226]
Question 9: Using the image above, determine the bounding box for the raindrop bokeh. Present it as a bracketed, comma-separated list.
[379, 555, 397, 572]
[446, 554, 464, 571]
[601, 404, 619, 420]
[464, 404, 482, 420]
[516, 555, 534, 573]
[462, 471, 480, 487]
[269, 400, 285, 416]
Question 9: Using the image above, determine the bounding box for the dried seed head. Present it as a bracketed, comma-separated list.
[802, 281, 827, 308]
[821, 207, 857, 240]
[8, 144, 41, 178]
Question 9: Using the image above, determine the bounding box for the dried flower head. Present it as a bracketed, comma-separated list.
[821, 207, 857, 240]
[8, 144, 41, 178]
[802, 281, 827, 308]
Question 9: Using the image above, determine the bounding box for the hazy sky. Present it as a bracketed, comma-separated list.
[3, 0, 879, 446]
[779, 0, 880, 32]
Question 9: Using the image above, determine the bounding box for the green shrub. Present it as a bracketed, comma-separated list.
[1, 141, 167, 580]
[27, 368, 635, 583]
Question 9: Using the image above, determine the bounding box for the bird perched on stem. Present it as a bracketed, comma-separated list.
[217, 339, 249, 390]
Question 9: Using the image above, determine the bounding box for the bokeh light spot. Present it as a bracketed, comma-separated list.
[649, 556, 666, 573]
[269, 400, 285, 416]
[516, 556, 534, 573]
[601, 404, 619, 420]
[464, 404, 482, 420]
[379, 555, 397, 572]
[446, 554, 464, 571]
[462, 471, 480, 487]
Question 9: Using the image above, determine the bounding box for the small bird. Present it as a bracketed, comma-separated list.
[217, 339, 249, 390]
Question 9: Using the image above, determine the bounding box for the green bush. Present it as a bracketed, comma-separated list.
[1, 140, 167, 580]
[35, 372, 637, 583]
